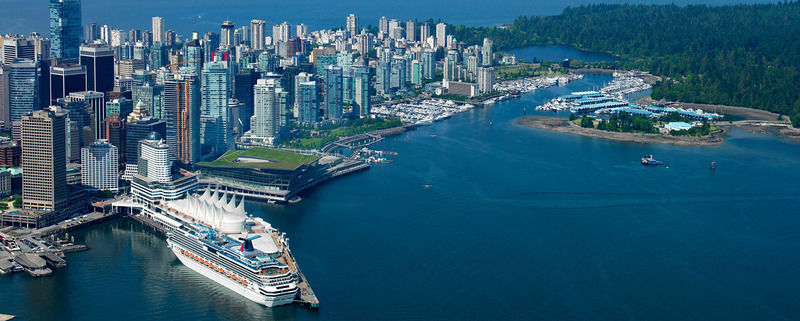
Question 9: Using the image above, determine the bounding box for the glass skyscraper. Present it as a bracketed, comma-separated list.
[50, 0, 82, 59]
[200, 61, 231, 156]
[9, 59, 39, 123]
[323, 65, 343, 121]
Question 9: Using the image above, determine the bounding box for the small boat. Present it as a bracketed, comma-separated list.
[710, 161, 716, 170]
[641, 155, 664, 166]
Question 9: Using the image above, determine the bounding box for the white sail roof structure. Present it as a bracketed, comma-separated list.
[169, 189, 248, 234]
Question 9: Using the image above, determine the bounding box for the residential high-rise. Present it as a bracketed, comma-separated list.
[9, 59, 39, 123]
[406, 20, 416, 42]
[250, 20, 266, 50]
[149, 42, 167, 70]
[296, 81, 317, 124]
[184, 40, 202, 74]
[50, 0, 82, 59]
[220, 21, 235, 48]
[200, 61, 231, 156]
[249, 78, 286, 141]
[422, 49, 435, 79]
[482, 38, 493, 67]
[346, 14, 359, 38]
[67, 91, 104, 139]
[420, 23, 431, 46]
[411, 59, 422, 86]
[164, 74, 200, 165]
[323, 65, 343, 120]
[272, 22, 291, 43]
[379, 16, 389, 36]
[354, 67, 371, 117]
[478, 67, 494, 94]
[85, 22, 99, 42]
[296, 24, 308, 38]
[79, 44, 114, 93]
[375, 61, 390, 95]
[22, 109, 68, 211]
[152, 17, 164, 44]
[81, 139, 118, 191]
[137, 132, 171, 183]
[436, 23, 447, 48]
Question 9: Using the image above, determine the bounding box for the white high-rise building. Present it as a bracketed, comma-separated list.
[296, 24, 308, 38]
[81, 139, 119, 191]
[272, 22, 291, 43]
[137, 132, 171, 184]
[346, 14, 359, 38]
[250, 20, 266, 50]
[152, 17, 164, 44]
[436, 23, 447, 47]
[248, 78, 286, 142]
[420, 23, 431, 46]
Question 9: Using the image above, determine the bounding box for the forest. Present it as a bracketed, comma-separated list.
[449, 2, 800, 126]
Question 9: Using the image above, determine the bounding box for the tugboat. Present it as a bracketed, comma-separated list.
[641, 155, 664, 166]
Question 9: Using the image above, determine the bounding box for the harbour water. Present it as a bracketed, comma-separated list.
[3, 73, 800, 320]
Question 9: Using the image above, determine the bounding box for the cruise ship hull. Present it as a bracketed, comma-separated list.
[170, 246, 296, 307]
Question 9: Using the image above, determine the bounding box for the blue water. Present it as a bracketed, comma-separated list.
[506, 45, 619, 62]
[2, 73, 800, 320]
[0, 0, 780, 36]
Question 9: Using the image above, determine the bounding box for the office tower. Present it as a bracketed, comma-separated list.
[49, 64, 87, 105]
[22, 109, 68, 211]
[323, 65, 343, 120]
[8, 60, 39, 123]
[79, 44, 114, 93]
[202, 32, 219, 63]
[376, 61, 390, 95]
[164, 30, 176, 46]
[258, 51, 278, 73]
[390, 56, 406, 91]
[152, 17, 164, 43]
[286, 37, 301, 58]
[125, 117, 165, 168]
[220, 21, 235, 48]
[478, 67, 494, 94]
[420, 23, 431, 46]
[436, 23, 447, 48]
[50, 0, 82, 59]
[105, 98, 132, 119]
[353, 67, 370, 117]
[129, 29, 142, 43]
[67, 91, 104, 139]
[379, 16, 389, 35]
[250, 20, 266, 50]
[2, 37, 36, 63]
[102, 113, 125, 164]
[347, 14, 359, 38]
[296, 24, 308, 38]
[236, 26, 249, 46]
[482, 38, 493, 67]
[184, 40, 202, 74]
[234, 70, 257, 131]
[100, 25, 112, 44]
[117, 59, 144, 78]
[0, 65, 8, 129]
[133, 42, 146, 61]
[296, 81, 317, 123]
[411, 59, 422, 86]
[164, 74, 200, 164]
[200, 61, 231, 156]
[85, 22, 99, 42]
[149, 42, 167, 70]
[81, 139, 118, 191]
[137, 132, 170, 183]
[406, 20, 416, 42]
[141, 31, 152, 47]
[132, 83, 161, 116]
[250, 78, 286, 140]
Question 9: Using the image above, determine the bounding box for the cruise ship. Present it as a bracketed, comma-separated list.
[120, 187, 302, 307]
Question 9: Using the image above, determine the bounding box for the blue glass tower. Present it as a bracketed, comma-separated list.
[50, 0, 82, 60]
[324, 65, 343, 121]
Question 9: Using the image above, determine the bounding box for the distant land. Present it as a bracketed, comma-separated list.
[450, 2, 800, 127]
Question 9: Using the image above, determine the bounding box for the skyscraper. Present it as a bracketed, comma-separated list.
[49, 64, 87, 105]
[152, 17, 164, 44]
[200, 61, 231, 156]
[250, 20, 266, 50]
[85, 22, 99, 42]
[79, 43, 114, 93]
[2, 37, 36, 63]
[375, 61, 390, 95]
[233, 70, 258, 132]
[296, 81, 317, 124]
[354, 67, 371, 117]
[406, 20, 416, 42]
[102, 113, 125, 164]
[0, 65, 9, 129]
[184, 40, 202, 74]
[482, 38, 493, 67]
[249, 78, 286, 141]
[50, 0, 82, 59]
[296, 24, 308, 38]
[346, 14, 359, 38]
[220, 21, 235, 48]
[420, 23, 431, 46]
[67, 90, 104, 139]
[421, 49, 434, 79]
[323, 65, 343, 121]
[164, 73, 200, 165]
[436, 23, 447, 48]
[125, 117, 165, 168]
[22, 109, 68, 211]
[9, 59, 39, 123]
[81, 139, 118, 191]
[478, 67, 494, 94]
[379, 16, 389, 36]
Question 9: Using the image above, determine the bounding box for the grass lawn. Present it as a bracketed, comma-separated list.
[198, 148, 319, 169]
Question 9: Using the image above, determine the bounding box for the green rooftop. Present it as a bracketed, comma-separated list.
[198, 148, 320, 169]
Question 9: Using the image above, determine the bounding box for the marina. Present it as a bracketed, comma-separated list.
[372, 99, 475, 125]
[492, 74, 584, 93]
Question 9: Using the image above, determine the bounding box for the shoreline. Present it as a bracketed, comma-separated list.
[515, 116, 726, 146]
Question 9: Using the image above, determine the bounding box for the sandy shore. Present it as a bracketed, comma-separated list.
[515, 116, 725, 146]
